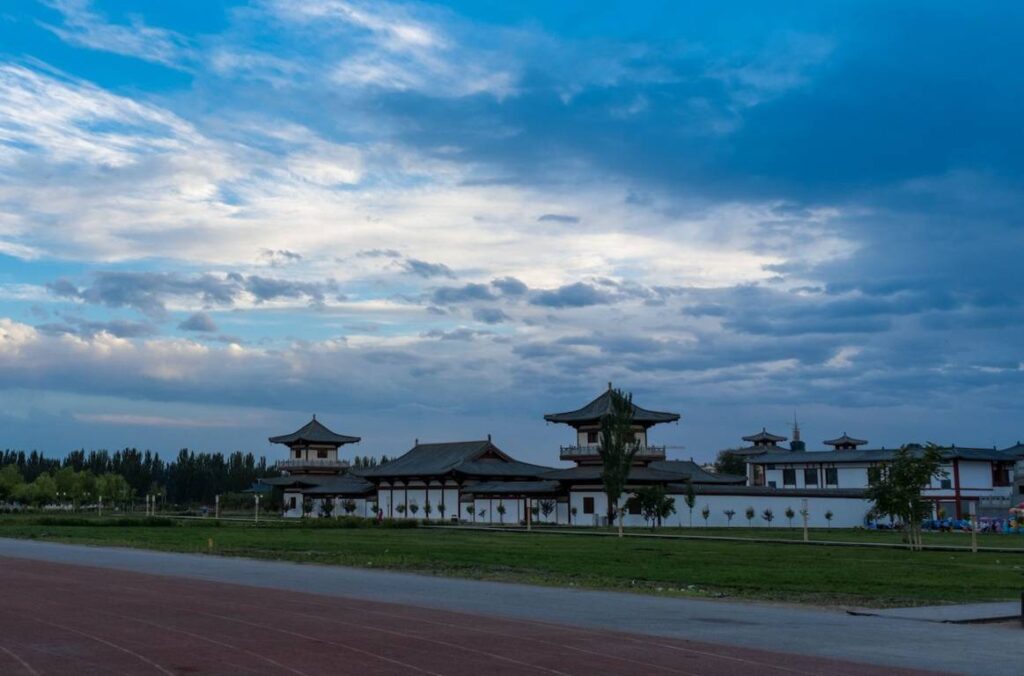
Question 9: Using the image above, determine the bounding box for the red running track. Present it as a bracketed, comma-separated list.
[0, 557, 941, 675]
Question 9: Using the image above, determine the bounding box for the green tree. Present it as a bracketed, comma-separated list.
[627, 485, 676, 529]
[423, 500, 432, 520]
[724, 509, 735, 526]
[341, 499, 357, 516]
[866, 444, 946, 550]
[599, 388, 641, 537]
[409, 501, 419, 517]
[762, 508, 774, 527]
[701, 505, 710, 527]
[0, 464, 24, 502]
[320, 498, 335, 518]
[683, 481, 696, 527]
[302, 497, 314, 518]
[466, 504, 476, 523]
[539, 499, 555, 523]
[745, 506, 755, 527]
[785, 506, 795, 528]
[496, 503, 506, 524]
[713, 449, 746, 476]
[825, 510, 834, 529]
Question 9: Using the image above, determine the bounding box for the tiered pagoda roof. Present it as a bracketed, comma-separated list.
[269, 416, 361, 447]
[543, 385, 680, 427]
[741, 428, 787, 445]
[823, 433, 868, 450]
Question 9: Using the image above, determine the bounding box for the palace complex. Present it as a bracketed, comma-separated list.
[260, 386, 1024, 527]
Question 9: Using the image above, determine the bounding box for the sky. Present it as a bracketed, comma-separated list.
[1, 1, 1022, 466]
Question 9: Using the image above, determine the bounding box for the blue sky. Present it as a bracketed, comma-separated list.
[1, 1, 1022, 464]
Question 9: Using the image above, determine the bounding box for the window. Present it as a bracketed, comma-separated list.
[782, 468, 796, 487]
[867, 467, 882, 485]
[766, 464, 776, 470]
[752, 465, 765, 487]
[289, 496, 297, 509]
[627, 500, 641, 515]
[940, 478, 952, 490]
[768, 481, 777, 488]
[825, 468, 838, 486]
[586, 431, 598, 444]
[583, 497, 595, 514]
[804, 468, 818, 486]
[293, 449, 301, 459]
[993, 466, 1011, 487]
[317, 449, 328, 459]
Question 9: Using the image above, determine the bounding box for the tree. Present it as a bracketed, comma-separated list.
[302, 498, 314, 518]
[497, 503, 506, 524]
[825, 510, 834, 529]
[320, 498, 335, 519]
[466, 504, 475, 523]
[724, 509, 736, 526]
[701, 505, 710, 527]
[342, 499, 357, 516]
[785, 507, 795, 528]
[539, 499, 555, 523]
[865, 444, 946, 550]
[713, 449, 746, 476]
[0, 465, 24, 502]
[396, 503, 407, 517]
[762, 508, 774, 527]
[627, 486, 676, 529]
[569, 506, 577, 524]
[683, 481, 696, 527]
[599, 388, 641, 538]
[745, 506, 755, 527]
[423, 501, 432, 520]
[437, 503, 446, 520]
[409, 502, 420, 517]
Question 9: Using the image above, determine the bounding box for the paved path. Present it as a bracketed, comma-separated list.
[850, 601, 1020, 623]
[0, 538, 1018, 674]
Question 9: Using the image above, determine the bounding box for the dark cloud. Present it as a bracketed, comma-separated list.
[403, 258, 456, 279]
[259, 249, 303, 267]
[537, 213, 580, 224]
[430, 283, 497, 305]
[472, 307, 510, 324]
[178, 312, 218, 332]
[491, 277, 528, 296]
[422, 328, 490, 341]
[530, 282, 612, 308]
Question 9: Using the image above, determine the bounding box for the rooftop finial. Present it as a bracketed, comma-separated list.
[312, 413, 316, 420]
[608, 381, 612, 391]
[415, 437, 419, 446]
[487, 433, 492, 442]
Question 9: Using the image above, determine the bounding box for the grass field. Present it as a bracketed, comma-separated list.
[2, 515, 1023, 608]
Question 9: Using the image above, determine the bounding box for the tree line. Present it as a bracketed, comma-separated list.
[0, 448, 278, 507]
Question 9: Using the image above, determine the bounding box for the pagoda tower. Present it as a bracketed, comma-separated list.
[268, 415, 361, 475]
[543, 383, 680, 466]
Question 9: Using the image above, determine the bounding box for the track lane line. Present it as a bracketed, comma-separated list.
[0, 645, 41, 676]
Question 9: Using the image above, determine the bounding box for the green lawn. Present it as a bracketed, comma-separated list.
[2, 515, 1022, 608]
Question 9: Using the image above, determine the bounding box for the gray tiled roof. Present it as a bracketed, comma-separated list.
[750, 446, 1011, 464]
[543, 388, 679, 426]
[269, 417, 361, 446]
[542, 465, 696, 482]
[741, 428, 787, 443]
[258, 473, 374, 495]
[359, 440, 550, 479]
[647, 460, 746, 484]
[823, 433, 869, 447]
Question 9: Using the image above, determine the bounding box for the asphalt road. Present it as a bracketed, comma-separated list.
[0, 538, 1018, 674]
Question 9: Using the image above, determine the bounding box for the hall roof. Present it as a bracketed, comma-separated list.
[359, 439, 552, 479]
[749, 445, 1010, 464]
[259, 473, 374, 495]
[823, 433, 869, 447]
[543, 387, 680, 426]
[542, 463, 725, 483]
[269, 416, 361, 446]
[741, 428, 787, 443]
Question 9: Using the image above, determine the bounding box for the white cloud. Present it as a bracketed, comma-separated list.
[39, 0, 194, 68]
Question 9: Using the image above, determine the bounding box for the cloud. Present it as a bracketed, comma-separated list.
[36, 317, 158, 339]
[403, 258, 455, 279]
[178, 312, 218, 333]
[430, 283, 496, 305]
[491, 277, 528, 296]
[39, 0, 194, 68]
[530, 282, 612, 308]
[472, 307, 509, 324]
[537, 213, 580, 224]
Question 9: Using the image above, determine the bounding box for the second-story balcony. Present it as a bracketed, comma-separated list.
[277, 458, 349, 473]
[559, 445, 667, 461]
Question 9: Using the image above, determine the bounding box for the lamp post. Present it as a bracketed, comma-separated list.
[255, 494, 261, 523]
[801, 498, 809, 542]
[215, 494, 220, 520]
